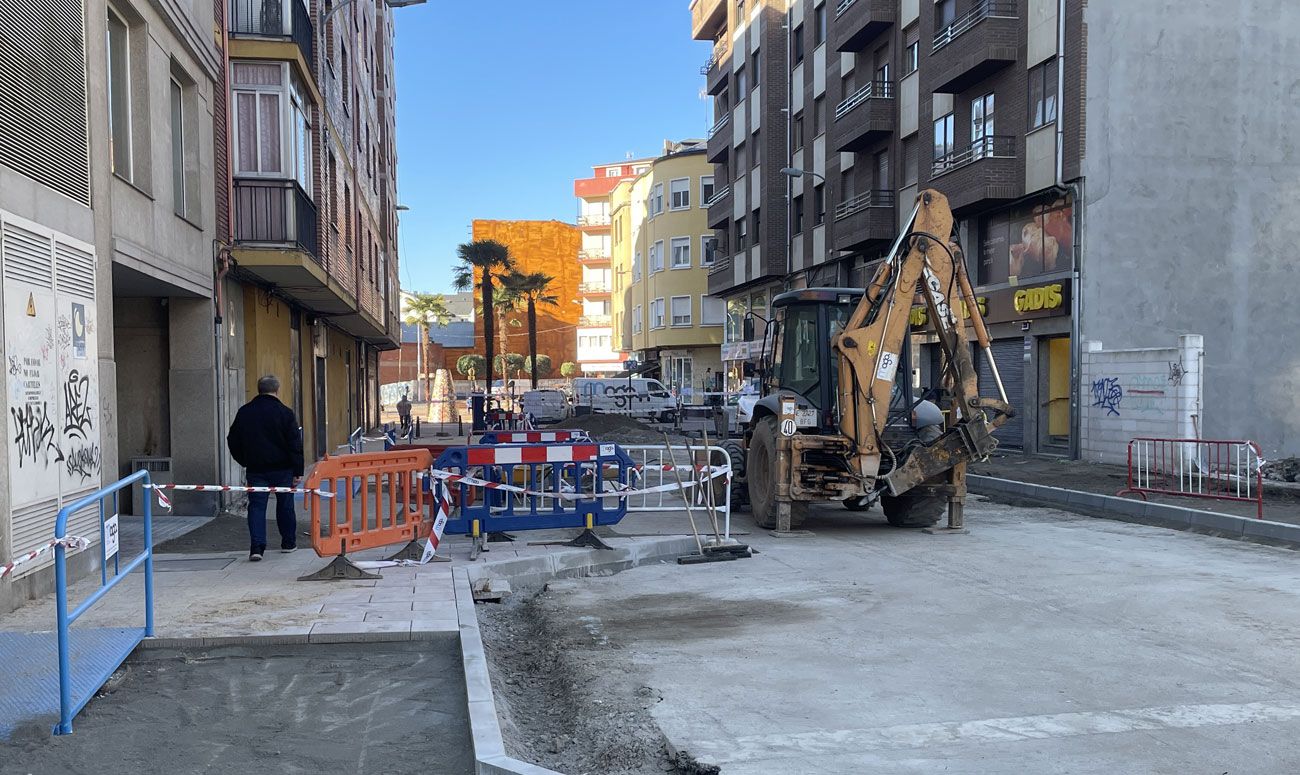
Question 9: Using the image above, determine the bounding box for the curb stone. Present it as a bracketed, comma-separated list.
[969, 475, 1300, 547]
[454, 536, 700, 775]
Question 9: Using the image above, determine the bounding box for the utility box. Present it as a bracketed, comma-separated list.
[130, 457, 172, 515]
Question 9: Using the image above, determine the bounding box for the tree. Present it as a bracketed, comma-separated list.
[500, 270, 559, 390]
[456, 354, 486, 390]
[403, 292, 452, 410]
[453, 240, 514, 393]
[560, 361, 580, 383]
[525, 354, 553, 378]
[493, 353, 526, 381]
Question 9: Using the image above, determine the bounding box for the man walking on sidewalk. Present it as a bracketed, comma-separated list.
[227, 375, 305, 561]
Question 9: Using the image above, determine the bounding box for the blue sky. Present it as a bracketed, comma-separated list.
[392, 2, 712, 294]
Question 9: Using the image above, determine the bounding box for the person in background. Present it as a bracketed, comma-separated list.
[226, 375, 304, 562]
[396, 393, 413, 434]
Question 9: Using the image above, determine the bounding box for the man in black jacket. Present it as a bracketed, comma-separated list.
[227, 375, 305, 561]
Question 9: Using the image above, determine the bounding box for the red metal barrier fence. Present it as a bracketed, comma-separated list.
[1118, 437, 1264, 518]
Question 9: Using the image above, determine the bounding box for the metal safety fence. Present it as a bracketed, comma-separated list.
[1118, 437, 1265, 518]
[620, 444, 733, 541]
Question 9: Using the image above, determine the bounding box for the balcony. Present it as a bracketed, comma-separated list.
[229, 0, 315, 70]
[578, 248, 611, 263]
[929, 0, 1018, 93]
[832, 80, 895, 152]
[579, 281, 611, 295]
[577, 213, 611, 229]
[832, 0, 896, 53]
[232, 179, 363, 319]
[706, 114, 731, 163]
[930, 136, 1023, 213]
[579, 314, 612, 327]
[833, 190, 896, 252]
[690, 0, 726, 41]
[704, 38, 730, 96]
[707, 184, 732, 228]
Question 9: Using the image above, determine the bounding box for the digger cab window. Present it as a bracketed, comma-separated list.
[774, 304, 821, 400]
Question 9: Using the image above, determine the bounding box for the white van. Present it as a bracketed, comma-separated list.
[572, 378, 677, 423]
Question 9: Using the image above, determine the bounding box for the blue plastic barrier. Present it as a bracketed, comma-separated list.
[55, 469, 155, 734]
[434, 442, 632, 537]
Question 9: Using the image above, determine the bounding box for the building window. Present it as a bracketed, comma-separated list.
[633, 251, 642, 282]
[606, 166, 622, 176]
[753, 207, 761, 240]
[736, 66, 747, 94]
[813, 97, 826, 136]
[874, 150, 890, 191]
[665, 356, 694, 398]
[902, 136, 919, 187]
[107, 6, 133, 180]
[736, 216, 747, 247]
[633, 305, 643, 334]
[793, 195, 804, 234]
[751, 130, 761, 167]
[651, 298, 666, 329]
[670, 295, 692, 326]
[634, 164, 649, 174]
[170, 77, 187, 216]
[793, 112, 805, 149]
[793, 24, 805, 63]
[701, 175, 715, 205]
[752, 47, 761, 86]
[813, 185, 825, 226]
[701, 296, 725, 326]
[933, 112, 955, 167]
[936, 0, 956, 30]
[651, 240, 665, 273]
[671, 236, 691, 268]
[670, 177, 690, 209]
[904, 25, 919, 76]
[701, 235, 718, 266]
[840, 169, 855, 202]
[735, 142, 747, 170]
[651, 183, 664, 216]
[972, 92, 995, 157]
[1028, 58, 1059, 130]
[233, 63, 285, 176]
[814, 3, 826, 45]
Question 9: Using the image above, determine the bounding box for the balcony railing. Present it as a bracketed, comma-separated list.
[579, 314, 612, 327]
[708, 112, 731, 138]
[577, 214, 611, 227]
[835, 0, 857, 16]
[933, 0, 1017, 52]
[579, 281, 611, 294]
[578, 248, 611, 261]
[700, 37, 730, 75]
[931, 135, 1016, 177]
[834, 79, 894, 120]
[834, 189, 896, 221]
[230, 0, 316, 68]
[233, 179, 319, 260]
[706, 185, 731, 207]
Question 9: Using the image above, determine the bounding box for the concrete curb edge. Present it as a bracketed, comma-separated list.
[969, 474, 1300, 546]
[454, 536, 701, 775]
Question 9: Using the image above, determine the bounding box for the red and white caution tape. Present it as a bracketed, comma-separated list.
[2, 536, 91, 580]
[355, 480, 451, 570]
[146, 484, 336, 513]
[428, 466, 730, 501]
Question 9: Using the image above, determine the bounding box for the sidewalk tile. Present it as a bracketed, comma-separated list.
[308, 620, 411, 643]
[320, 601, 414, 613]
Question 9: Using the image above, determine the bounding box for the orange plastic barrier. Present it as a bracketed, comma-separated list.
[304, 449, 434, 557]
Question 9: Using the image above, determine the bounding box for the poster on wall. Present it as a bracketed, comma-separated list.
[5, 284, 62, 508]
[979, 197, 1075, 285]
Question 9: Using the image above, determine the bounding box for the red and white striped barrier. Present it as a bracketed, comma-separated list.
[483, 430, 591, 444]
[466, 444, 604, 466]
[2, 536, 91, 580]
[428, 465, 730, 501]
[147, 483, 336, 513]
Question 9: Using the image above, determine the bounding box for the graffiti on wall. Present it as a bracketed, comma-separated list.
[1167, 359, 1186, 386]
[11, 401, 61, 468]
[1123, 375, 1168, 414]
[1090, 378, 1123, 416]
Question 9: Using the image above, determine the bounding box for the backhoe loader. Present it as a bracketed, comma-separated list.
[735, 189, 1015, 530]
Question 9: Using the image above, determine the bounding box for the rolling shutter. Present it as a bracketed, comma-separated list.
[979, 338, 1025, 449]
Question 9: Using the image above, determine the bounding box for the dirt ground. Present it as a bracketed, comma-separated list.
[0, 640, 472, 775]
[152, 510, 297, 554]
[552, 413, 694, 446]
[972, 451, 1300, 524]
[477, 591, 719, 775]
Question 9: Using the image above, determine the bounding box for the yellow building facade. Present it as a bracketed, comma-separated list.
[611, 143, 723, 400]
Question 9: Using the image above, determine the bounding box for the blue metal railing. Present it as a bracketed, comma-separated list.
[54, 469, 154, 735]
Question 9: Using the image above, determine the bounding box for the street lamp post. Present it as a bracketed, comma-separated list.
[780, 167, 827, 282]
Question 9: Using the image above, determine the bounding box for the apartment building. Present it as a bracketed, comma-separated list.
[222, 0, 404, 463]
[694, 0, 1300, 458]
[2, 0, 221, 611]
[611, 143, 725, 400]
[573, 159, 651, 374]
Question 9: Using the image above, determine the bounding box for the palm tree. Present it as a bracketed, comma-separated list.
[453, 240, 514, 394]
[403, 292, 452, 410]
[500, 271, 559, 389]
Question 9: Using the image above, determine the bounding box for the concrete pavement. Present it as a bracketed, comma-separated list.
[527, 499, 1300, 774]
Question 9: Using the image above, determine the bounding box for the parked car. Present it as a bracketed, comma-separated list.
[520, 389, 569, 423]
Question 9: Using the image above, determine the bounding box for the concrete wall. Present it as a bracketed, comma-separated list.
[1079, 336, 1203, 465]
[1081, 0, 1300, 457]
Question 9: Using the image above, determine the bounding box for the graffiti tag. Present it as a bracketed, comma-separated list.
[602, 384, 639, 411]
[63, 369, 93, 439]
[64, 443, 101, 481]
[6, 356, 19, 377]
[11, 402, 63, 467]
[1090, 378, 1123, 417]
[1167, 359, 1186, 386]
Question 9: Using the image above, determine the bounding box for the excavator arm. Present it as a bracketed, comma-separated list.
[832, 189, 1014, 498]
